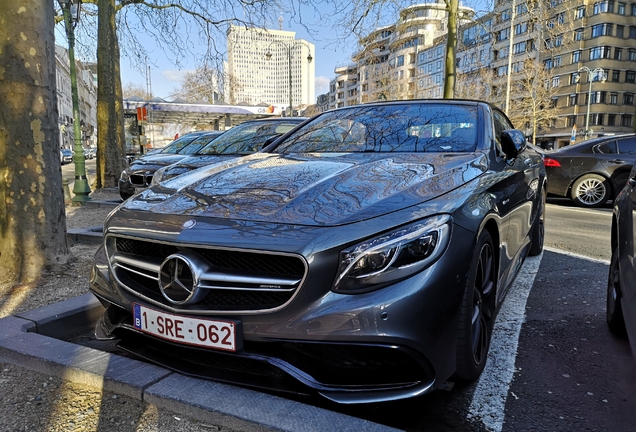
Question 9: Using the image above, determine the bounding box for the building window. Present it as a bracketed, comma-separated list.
[397, 55, 404, 67]
[618, 2, 626, 14]
[632, 4, 636, 15]
[591, 91, 606, 103]
[630, 26, 636, 38]
[591, 113, 605, 125]
[574, 28, 585, 41]
[572, 50, 581, 63]
[612, 70, 620, 81]
[498, 28, 510, 41]
[552, 76, 561, 87]
[497, 65, 508, 76]
[567, 115, 576, 127]
[589, 46, 611, 59]
[576, 6, 585, 18]
[501, 8, 511, 20]
[625, 93, 635, 104]
[593, 0, 614, 15]
[554, 55, 562, 67]
[610, 92, 619, 104]
[592, 23, 613, 37]
[607, 114, 616, 126]
[515, 22, 528, 35]
[570, 72, 580, 85]
[516, 3, 528, 14]
[513, 41, 527, 54]
[622, 115, 633, 127]
[569, 94, 578, 106]
[627, 71, 636, 83]
[615, 48, 623, 60]
[617, 25, 625, 38]
[629, 50, 636, 61]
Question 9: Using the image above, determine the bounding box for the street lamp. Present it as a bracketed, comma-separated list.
[58, 0, 91, 205]
[573, 66, 607, 141]
[266, 41, 313, 117]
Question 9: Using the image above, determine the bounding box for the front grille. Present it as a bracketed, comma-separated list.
[109, 236, 306, 312]
[129, 174, 151, 187]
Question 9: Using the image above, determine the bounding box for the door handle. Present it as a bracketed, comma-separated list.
[608, 159, 625, 164]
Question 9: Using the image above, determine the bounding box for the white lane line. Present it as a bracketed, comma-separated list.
[543, 246, 610, 265]
[467, 252, 543, 432]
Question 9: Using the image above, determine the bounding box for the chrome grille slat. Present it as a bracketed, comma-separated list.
[199, 271, 300, 289]
[115, 262, 159, 281]
[113, 252, 162, 273]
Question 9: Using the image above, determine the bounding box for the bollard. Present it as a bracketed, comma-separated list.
[62, 178, 72, 204]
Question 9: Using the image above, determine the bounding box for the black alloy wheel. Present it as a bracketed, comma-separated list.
[456, 230, 496, 380]
[529, 187, 546, 256]
[607, 244, 627, 336]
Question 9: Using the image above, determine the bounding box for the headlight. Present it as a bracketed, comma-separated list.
[150, 166, 167, 186]
[333, 215, 451, 293]
[120, 169, 129, 181]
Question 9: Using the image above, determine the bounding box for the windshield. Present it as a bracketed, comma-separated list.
[181, 132, 224, 155]
[273, 104, 478, 154]
[159, 134, 201, 154]
[198, 121, 299, 155]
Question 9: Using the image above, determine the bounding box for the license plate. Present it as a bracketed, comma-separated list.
[133, 303, 240, 352]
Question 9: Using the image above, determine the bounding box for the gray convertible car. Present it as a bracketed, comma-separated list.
[90, 100, 546, 403]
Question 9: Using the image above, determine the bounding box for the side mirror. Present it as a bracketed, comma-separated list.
[261, 134, 283, 151]
[501, 129, 527, 159]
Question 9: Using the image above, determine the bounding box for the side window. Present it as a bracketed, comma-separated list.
[617, 137, 636, 154]
[492, 110, 514, 153]
[596, 141, 618, 154]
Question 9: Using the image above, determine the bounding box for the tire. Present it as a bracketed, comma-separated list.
[570, 174, 610, 208]
[607, 244, 627, 337]
[456, 230, 496, 381]
[120, 191, 133, 201]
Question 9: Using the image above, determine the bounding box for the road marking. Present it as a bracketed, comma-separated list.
[546, 203, 612, 217]
[467, 252, 542, 432]
[544, 246, 610, 265]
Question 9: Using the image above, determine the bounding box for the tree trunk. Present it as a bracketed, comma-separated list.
[0, 0, 70, 287]
[443, 0, 458, 99]
[96, 0, 126, 189]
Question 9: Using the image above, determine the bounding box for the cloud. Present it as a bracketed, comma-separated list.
[162, 69, 193, 82]
[315, 76, 331, 96]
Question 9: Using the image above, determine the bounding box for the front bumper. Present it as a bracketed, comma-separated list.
[89, 220, 476, 403]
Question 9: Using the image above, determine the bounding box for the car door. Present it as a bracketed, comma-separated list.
[609, 137, 636, 193]
[621, 167, 636, 354]
[490, 110, 541, 297]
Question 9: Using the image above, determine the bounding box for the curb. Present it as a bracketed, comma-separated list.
[0, 295, 400, 432]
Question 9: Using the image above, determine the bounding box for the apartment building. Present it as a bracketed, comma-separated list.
[226, 25, 315, 111]
[55, 45, 97, 150]
[327, 2, 475, 108]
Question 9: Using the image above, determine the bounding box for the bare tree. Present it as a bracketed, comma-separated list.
[172, 66, 224, 104]
[0, 0, 70, 288]
[123, 82, 150, 99]
[507, 59, 561, 145]
[443, 0, 459, 98]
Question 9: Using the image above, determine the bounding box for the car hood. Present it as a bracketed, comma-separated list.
[124, 152, 489, 226]
[128, 154, 188, 172]
[159, 155, 244, 180]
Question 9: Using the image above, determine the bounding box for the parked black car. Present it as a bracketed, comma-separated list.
[90, 100, 546, 403]
[544, 134, 636, 207]
[118, 131, 222, 200]
[607, 165, 636, 358]
[150, 117, 306, 185]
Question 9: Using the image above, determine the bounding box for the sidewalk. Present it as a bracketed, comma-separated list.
[0, 189, 400, 432]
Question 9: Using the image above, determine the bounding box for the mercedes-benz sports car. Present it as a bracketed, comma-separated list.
[89, 100, 546, 404]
